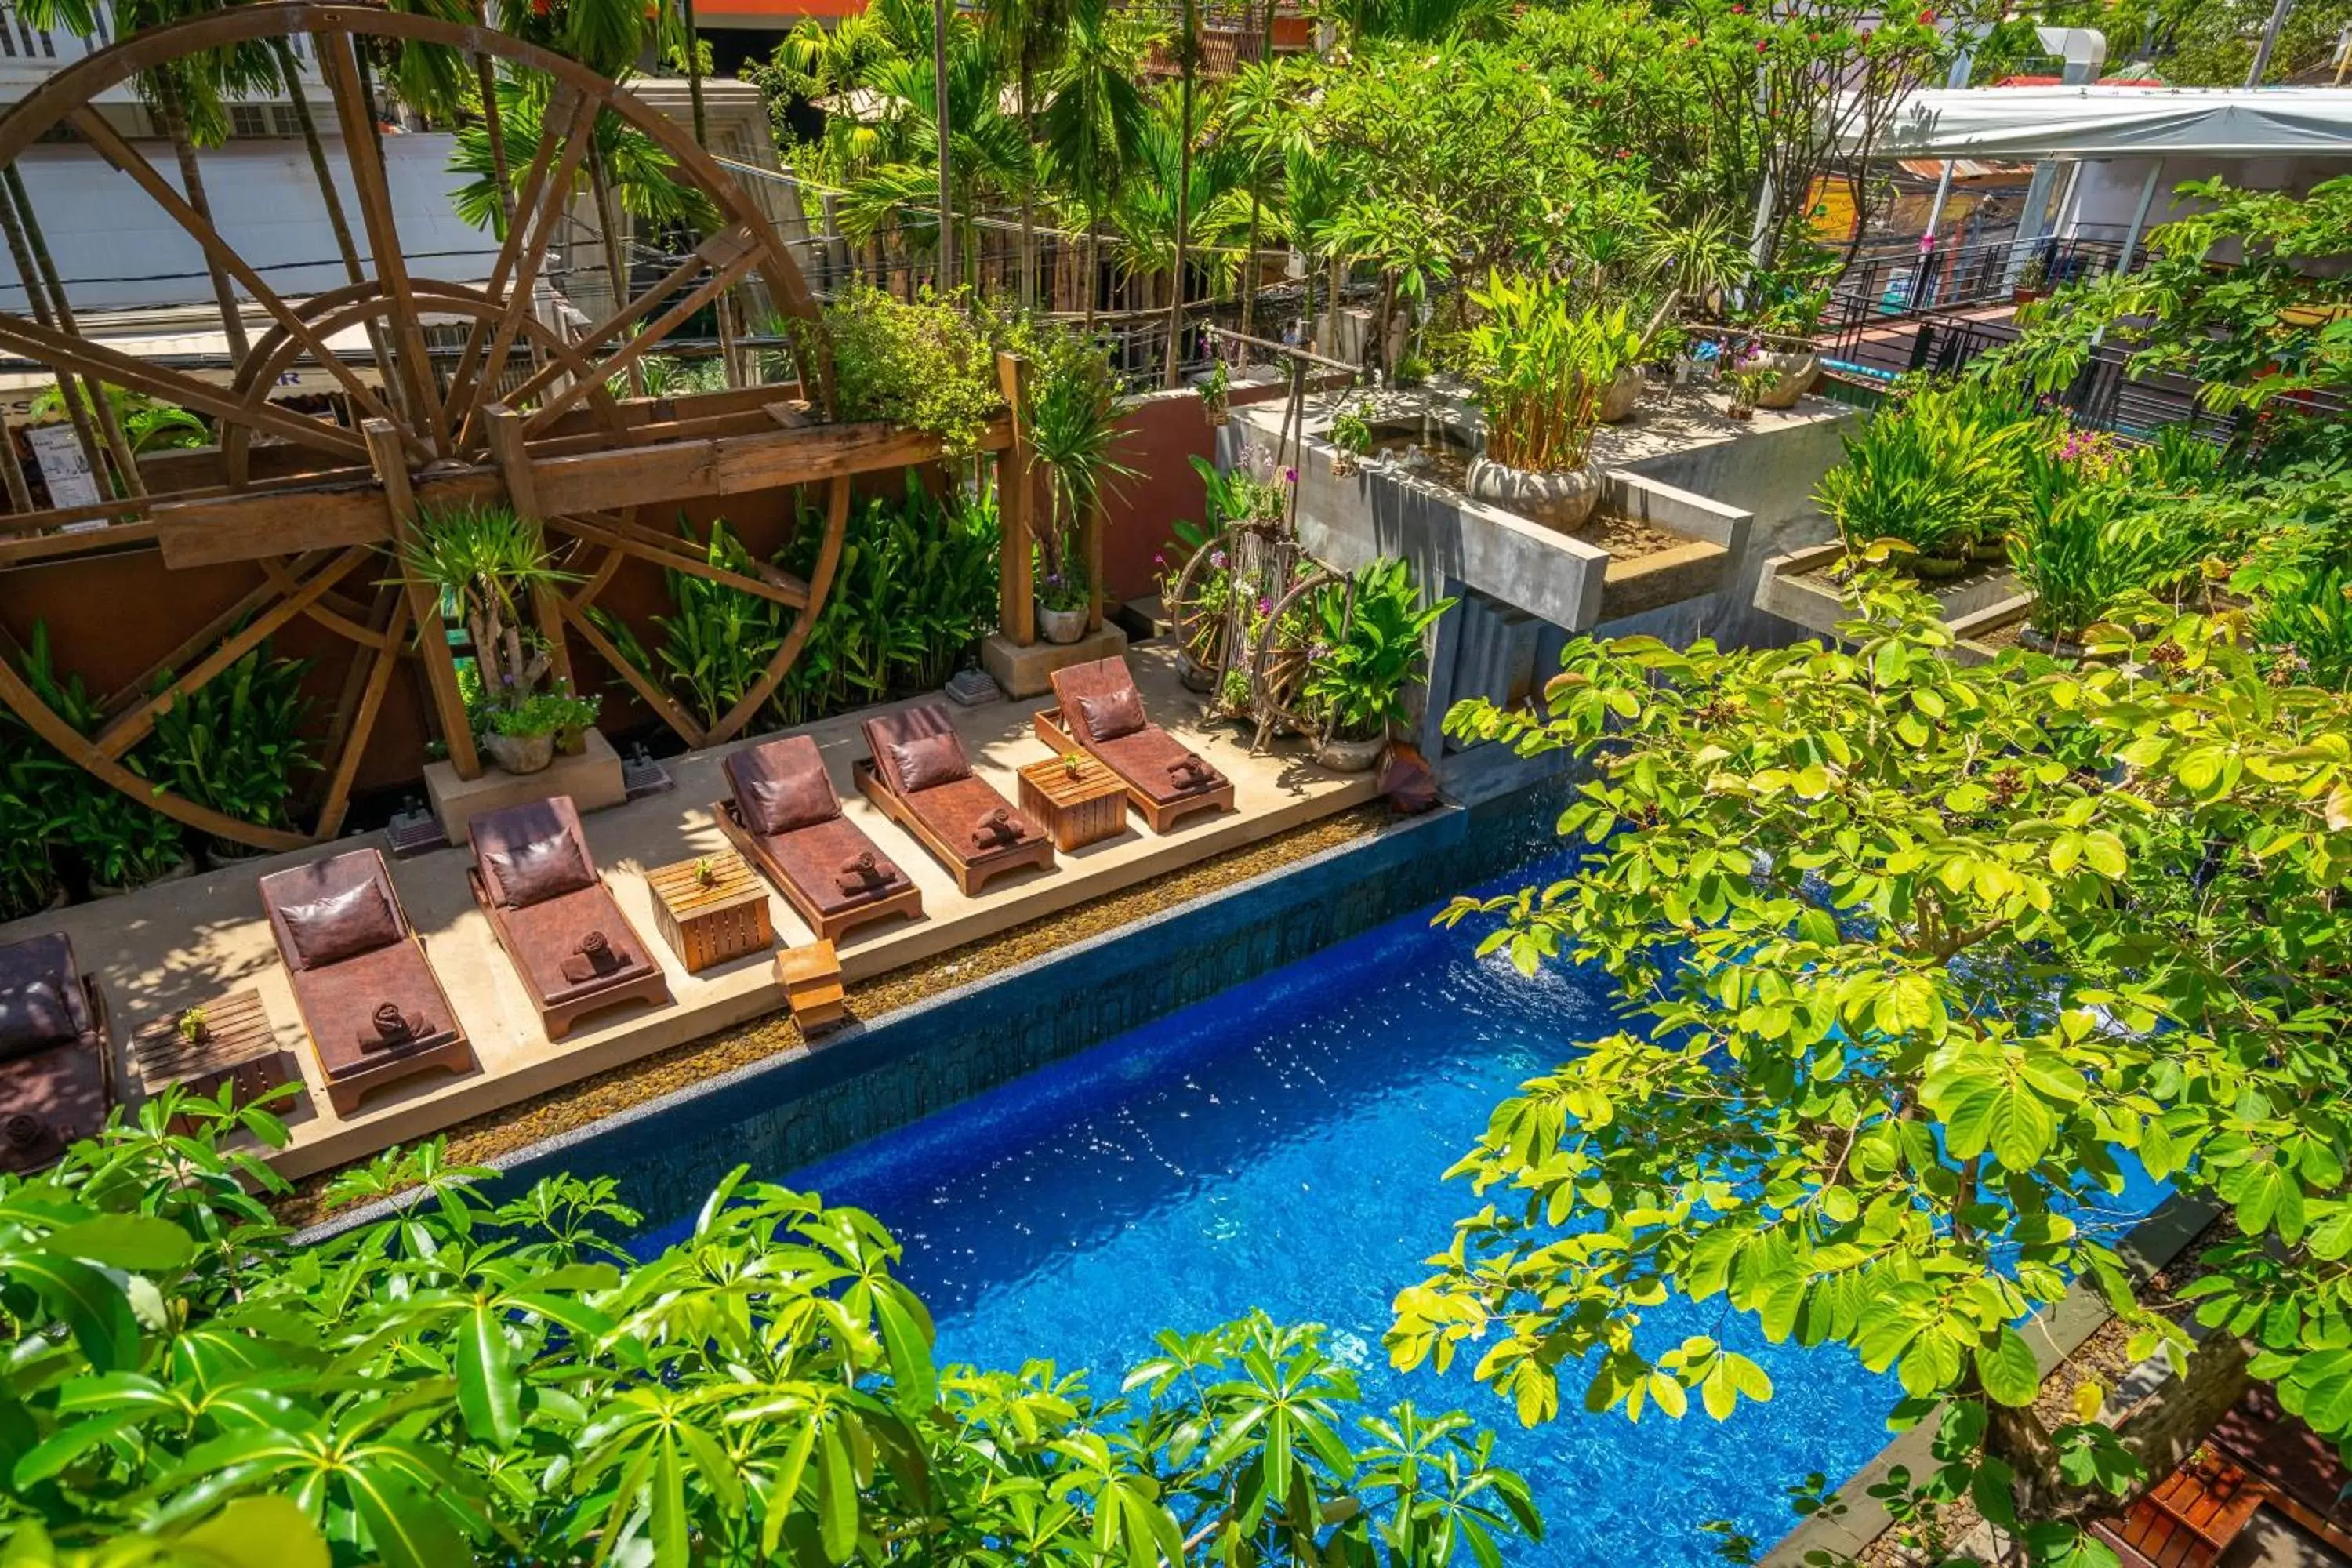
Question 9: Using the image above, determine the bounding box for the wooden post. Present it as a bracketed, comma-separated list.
[365, 419, 481, 779]
[483, 403, 575, 697]
[1083, 499, 1105, 632]
[994, 350, 1035, 645]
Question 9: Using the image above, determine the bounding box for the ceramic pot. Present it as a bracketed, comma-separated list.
[202, 837, 270, 871]
[1331, 452, 1360, 478]
[1754, 352, 1820, 408]
[2017, 625, 2088, 660]
[1598, 365, 1644, 423]
[90, 855, 196, 900]
[1466, 456, 1601, 528]
[1313, 731, 1386, 773]
[484, 729, 557, 775]
[1727, 404, 1755, 422]
[1037, 604, 1088, 645]
[1912, 554, 1969, 580]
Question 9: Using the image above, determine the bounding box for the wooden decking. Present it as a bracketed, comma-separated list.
[0, 646, 1378, 1179]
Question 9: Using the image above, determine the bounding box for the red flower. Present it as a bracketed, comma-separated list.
[1917, 6, 1936, 20]
[1755, 37, 1769, 49]
[1616, 148, 1632, 158]
[1730, 3, 1744, 11]
[1685, 34, 1700, 45]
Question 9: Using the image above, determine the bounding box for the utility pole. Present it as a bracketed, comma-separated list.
[2246, 0, 2294, 85]
[935, 0, 956, 289]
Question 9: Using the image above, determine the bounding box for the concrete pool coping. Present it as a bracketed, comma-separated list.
[1763, 1191, 2219, 1566]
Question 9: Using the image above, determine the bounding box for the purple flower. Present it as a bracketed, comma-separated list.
[1257, 596, 1274, 615]
[1210, 549, 1229, 569]
[1153, 552, 1167, 566]
[1283, 466, 1298, 485]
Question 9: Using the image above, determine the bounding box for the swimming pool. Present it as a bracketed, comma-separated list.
[641, 855, 1903, 1565]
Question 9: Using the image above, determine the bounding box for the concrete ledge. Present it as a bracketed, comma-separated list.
[424, 728, 626, 844]
[1755, 541, 2028, 644]
[981, 624, 1131, 698]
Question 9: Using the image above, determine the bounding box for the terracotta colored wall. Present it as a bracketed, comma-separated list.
[1098, 378, 1306, 605]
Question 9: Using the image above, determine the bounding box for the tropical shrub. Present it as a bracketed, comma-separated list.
[2005, 449, 2210, 644]
[1456, 272, 1630, 474]
[1301, 559, 1454, 742]
[141, 641, 314, 837]
[0, 1104, 1541, 1567]
[5, 624, 184, 892]
[1813, 380, 2047, 564]
[588, 519, 789, 732]
[818, 283, 1004, 456]
[399, 501, 577, 729]
[1401, 580, 2352, 1565]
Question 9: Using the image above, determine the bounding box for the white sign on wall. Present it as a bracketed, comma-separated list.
[25, 423, 104, 526]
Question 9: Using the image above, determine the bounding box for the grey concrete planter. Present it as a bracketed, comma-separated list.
[1754, 539, 2033, 662]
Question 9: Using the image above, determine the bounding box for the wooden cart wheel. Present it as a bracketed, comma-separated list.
[1249, 566, 1339, 751]
[0, 2, 836, 850]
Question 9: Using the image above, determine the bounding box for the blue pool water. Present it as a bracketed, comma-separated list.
[644, 859, 1926, 1566]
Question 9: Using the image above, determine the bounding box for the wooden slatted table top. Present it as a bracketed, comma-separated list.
[1018, 753, 1125, 808]
[646, 848, 764, 913]
[131, 989, 276, 1087]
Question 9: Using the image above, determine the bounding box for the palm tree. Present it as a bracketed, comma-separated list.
[981, 0, 1073, 310]
[1160, 0, 1198, 387]
[1214, 59, 1294, 351]
[1040, 0, 1148, 326]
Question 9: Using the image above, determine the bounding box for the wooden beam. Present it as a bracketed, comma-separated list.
[704, 474, 851, 743]
[554, 513, 810, 609]
[484, 404, 575, 695]
[366, 419, 480, 779]
[313, 591, 412, 840]
[558, 597, 706, 750]
[995, 351, 1036, 645]
[0, 521, 163, 568]
[92, 546, 371, 760]
[148, 418, 1010, 568]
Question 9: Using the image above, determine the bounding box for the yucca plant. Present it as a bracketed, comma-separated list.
[1025, 326, 1137, 602]
[1458, 272, 1629, 475]
[398, 502, 578, 720]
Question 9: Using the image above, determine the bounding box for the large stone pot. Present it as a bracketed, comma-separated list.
[483, 729, 556, 775]
[1754, 351, 1820, 408]
[1467, 456, 1602, 529]
[1037, 604, 1088, 645]
[1312, 731, 1386, 773]
[1598, 365, 1644, 423]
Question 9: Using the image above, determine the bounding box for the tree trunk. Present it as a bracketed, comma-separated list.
[1163, 0, 1196, 387]
[273, 39, 404, 419]
[1240, 187, 1260, 352]
[586, 138, 646, 398]
[1086, 213, 1100, 328]
[931, 0, 954, 290]
[153, 71, 251, 365]
[1018, 57, 1037, 311]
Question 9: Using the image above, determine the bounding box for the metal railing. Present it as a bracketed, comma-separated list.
[1824, 234, 2138, 327]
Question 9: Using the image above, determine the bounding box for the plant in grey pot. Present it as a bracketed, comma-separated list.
[1300, 557, 1454, 772]
[1024, 328, 1135, 648]
[1459, 271, 1621, 529]
[400, 501, 583, 775]
[480, 687, 601, 775]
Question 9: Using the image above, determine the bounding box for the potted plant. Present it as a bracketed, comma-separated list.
[401, 502, 583, 775]
[1724, 359, 1779, 421]
[478, 686, 600, 776]
[1813, 381, 2042, 576]
[1458, 271, 1621, 529]
[143, 641, 314, 866]
[176, 1006, 209, 1047]
[1197, 358, 1231, 427]
[2007, 448, 2204, 657]
[1025, 329, 1136, 648]
[1329, 398, 1374, 477]
[2013, 249, 2051, 305]
[1300, 558, 1454, 772]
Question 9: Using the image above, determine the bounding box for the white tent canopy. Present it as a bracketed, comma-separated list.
[1876, 86, 2352, 160]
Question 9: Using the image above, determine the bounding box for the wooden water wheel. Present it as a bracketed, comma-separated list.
[0, 2, 892, 851]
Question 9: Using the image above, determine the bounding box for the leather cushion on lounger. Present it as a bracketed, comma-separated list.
[0, 1034, 107, 1175]
[904, 775, 1047, 859]
[1050, 657, 1150, 749]
[727, 737, 842, 836]
[863, 704, 970, 796]
[764, 817, 913, 917]
[476, 802, 597, 909]
[1077, 683, 1146, 741]
[500, 884, 655, 1007]
[277, 879, 402, 970]
[0, 934, 89, 1058]
[1092, 728, 1227, 807]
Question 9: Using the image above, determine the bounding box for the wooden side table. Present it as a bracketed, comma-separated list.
[1017, 754, 1131, 852]
[131, 989, 303, 1131]
[648, 850, 775, 974]
[775, 942, 848, 1034]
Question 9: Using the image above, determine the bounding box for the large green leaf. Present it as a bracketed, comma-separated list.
[455, 1302, 521, 1448]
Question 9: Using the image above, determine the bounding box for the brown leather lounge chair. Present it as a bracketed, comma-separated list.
[1038, 656, 1236, 833]
[260, 849, 475, 1118]
[853, 702, 1054, 897]
[0, 933, 111, 1174]
[466, 797, 672, 1040]
[715, 735, 924, 942]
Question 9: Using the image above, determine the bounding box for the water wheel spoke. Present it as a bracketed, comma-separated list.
[514, 226, 761, 437]
[313, 589, 412, 840]
[550, 513, 810, 608]
[557, 595, 707, 749]
[315, 27, 445, 452]
[96, 554, 323, 718]
[705, 474, 850, 743]
[0, 310, 365, 461]
[64, 106, 412, 451]
[443, 82, 601, 439]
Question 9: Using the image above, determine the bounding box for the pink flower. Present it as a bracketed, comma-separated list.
[1755, 38, 1769, 50]
[1283, 466, 1298, 485]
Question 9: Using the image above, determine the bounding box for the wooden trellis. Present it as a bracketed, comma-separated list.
[0, 3, 1009, 851]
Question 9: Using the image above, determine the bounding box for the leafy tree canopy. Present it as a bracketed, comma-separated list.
[1391, 581, 2352, 1564]
[0, 1102, 1537, 1567]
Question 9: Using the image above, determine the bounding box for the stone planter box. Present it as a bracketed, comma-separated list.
[1754, 540, 2034, 664]
[1225, 392, 1752, 636]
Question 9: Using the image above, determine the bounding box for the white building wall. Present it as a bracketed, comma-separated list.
[0, 133, 504, 315]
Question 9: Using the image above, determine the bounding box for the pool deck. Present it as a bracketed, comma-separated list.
[5, 646, 1378, 1180]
